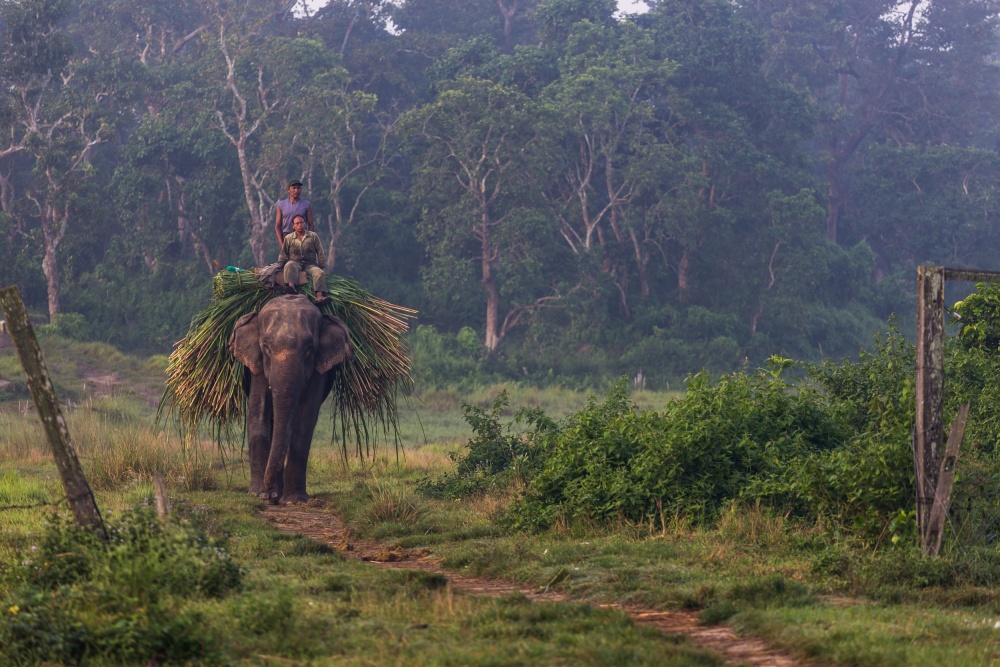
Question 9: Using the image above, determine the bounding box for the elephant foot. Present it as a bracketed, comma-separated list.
[248, 481, 265, 495]
[280, 491, 309, 505]
[258, 491, 281, 505]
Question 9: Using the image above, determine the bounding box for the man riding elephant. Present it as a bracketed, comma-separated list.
[274, 179, 314, 248]
[279, 215, 331, 306]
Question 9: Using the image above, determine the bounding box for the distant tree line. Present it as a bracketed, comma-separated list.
[0, 0, 998, 387]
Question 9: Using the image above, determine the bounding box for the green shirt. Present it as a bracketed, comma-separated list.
[279, 231, 326, 267]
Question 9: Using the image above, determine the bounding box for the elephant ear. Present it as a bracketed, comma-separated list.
[317, 314, 352, 374]
[229, 312, 263, 375]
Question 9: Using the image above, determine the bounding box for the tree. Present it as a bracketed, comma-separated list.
[0, 0, 123, 319]
[265, 68, 392, 272]
[201, 1, 336, 265]
[638, 0, 816, 306]
[540, 19, 673, 312]
[736, 0, 1000, 244]
[405, 77, 554, 353]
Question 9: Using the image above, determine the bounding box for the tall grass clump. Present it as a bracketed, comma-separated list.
[0, 505, 242, 664]
[362, 478, 426, 527]
[161, 269, 414, 456]
[0, 412, 47, 462]
[79, 427, 217, 491]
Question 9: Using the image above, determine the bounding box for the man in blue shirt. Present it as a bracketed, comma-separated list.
[274, 179, 315, 249]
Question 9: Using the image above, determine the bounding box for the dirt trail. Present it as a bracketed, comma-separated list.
[263, 503, 805, 667]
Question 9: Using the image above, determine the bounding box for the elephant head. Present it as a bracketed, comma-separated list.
[228, 295, 352, 502]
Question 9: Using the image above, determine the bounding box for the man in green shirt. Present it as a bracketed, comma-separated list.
[279, 215, 331, 305]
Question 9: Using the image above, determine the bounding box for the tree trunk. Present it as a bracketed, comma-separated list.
[630, 227, 650, 299]
[826, 165, 845, 244]
[324, 197, 344, 272]
[481, 209, 501, 353]
[677, 249, 690, 301]
[235, 140, 268, 266]
[41, 205, 66, 320]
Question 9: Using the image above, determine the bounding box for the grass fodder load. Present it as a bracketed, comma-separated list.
[161, 268, 414, 454]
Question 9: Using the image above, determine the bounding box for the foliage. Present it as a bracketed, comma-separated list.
[408, 324, 489, 388]
[497, 325, 920, 536]
[35, 313, 88, 341]
[2, 0, 1000, 387]
[419, 390, 558, 498]
[953, 283, 1000, 352]
[503, 368, 847, 530]
[0, 504, 241, 664]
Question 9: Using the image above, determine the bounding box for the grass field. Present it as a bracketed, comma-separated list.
[4, 337, 1000, 665]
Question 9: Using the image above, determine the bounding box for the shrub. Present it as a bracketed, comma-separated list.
[502, 328, 922, 536]
[409, 324, 491, 388]
[435, 310, 1000, 549]
[36, 313, 88, 341]
[504, 368, 852, 530]
[418, 390, 558, 498]
[0, 504, 241, 664]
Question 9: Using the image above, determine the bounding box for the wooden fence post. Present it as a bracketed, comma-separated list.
[915, 266, 945, 550]
[925, 403, 969, 557]
[153, 471, 170, 518]
[0, 286, 105, 538]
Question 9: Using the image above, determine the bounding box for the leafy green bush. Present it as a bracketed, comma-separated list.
[418, 390, 558, 498]
[35, 313, 88, 341]
[409, 324, 490, 388]
[745, 326, 916, 534]
[429, 305, 1000, 551]
[504, 367, 854, 531]
[501, 327, 922, 536]
[953, 283, 1000, 351]
[0, 504, 241, 664]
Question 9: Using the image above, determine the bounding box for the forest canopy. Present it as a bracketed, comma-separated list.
[1, 0, 997, 388]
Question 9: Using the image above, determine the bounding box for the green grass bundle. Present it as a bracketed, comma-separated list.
[161, 268, 414, 455]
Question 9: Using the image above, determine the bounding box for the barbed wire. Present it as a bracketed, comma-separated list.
[0, 496, 67, 512]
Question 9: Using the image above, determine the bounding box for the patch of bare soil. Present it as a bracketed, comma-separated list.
[81, 369, 162, 406]
[263, 503, 806, 667]
[82, 370, 120, 399]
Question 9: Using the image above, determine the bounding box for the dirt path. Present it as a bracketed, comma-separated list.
[263, 503, 806, 667]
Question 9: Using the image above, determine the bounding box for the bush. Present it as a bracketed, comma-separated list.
[432, 308, 1000, 551]
[418, 390, 558, 498]
[503, 327, 922, 536]
[0, 504, 241, 664]
[409, 324, 489, 388]
[36, 313, 88, 341]
[505, 367, 852, 530]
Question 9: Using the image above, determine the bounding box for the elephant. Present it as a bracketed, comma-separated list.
[228, 294, 352, 504]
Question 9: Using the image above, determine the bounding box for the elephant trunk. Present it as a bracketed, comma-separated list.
[263, 364, 307, 495]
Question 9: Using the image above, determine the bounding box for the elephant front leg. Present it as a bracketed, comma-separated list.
[246, 376, 272, 496]
[281, 372, 328, 504]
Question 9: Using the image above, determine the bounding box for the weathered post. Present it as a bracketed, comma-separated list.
[915, 266, 945, 550]
[925, 402, 969, 557]
[0, 286, 105, 538]
[153, 471, 170, 518]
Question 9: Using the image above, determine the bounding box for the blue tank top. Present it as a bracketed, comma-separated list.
[277, 198, 311, 234]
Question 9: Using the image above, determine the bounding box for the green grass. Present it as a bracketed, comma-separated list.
[7, 341, 1000, 664]
[0, 469, 722, 665]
